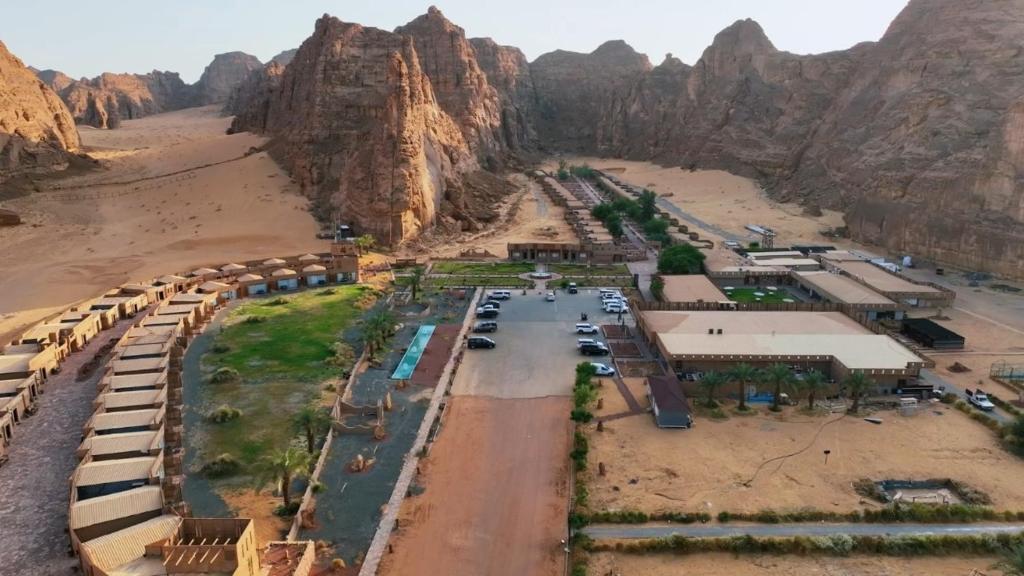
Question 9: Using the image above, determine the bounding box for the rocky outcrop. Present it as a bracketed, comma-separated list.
[230, 15, 496, 245]
[35, 69, 74, 93]
[270, 49, 298, 66]
[223, 61, 284, 125]
[191, 51, 263, 105]
[395, 7, 507, 167]
[469, 37, 536, 152]
[0, 41, 81, 183]
[57, 71, 190, 128]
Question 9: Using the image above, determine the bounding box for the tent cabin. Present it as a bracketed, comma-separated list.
[77, 427, 164, 461]
[197, 280, 238, 300]
[646, 375, 693, 428]
[901, 318, 966, 350]
[298, 253, 321, 264]
[69, 485, 166, 549]
[302, 264, 328, 286]
[237, 273, 268, 296]
[220, 262, 248, 277]
[85, 407, 165, 437]
[189, 267, 220, 280]
[71, 455, 163, 501]
[90, 294, 149, 321]
[271, 268, 299, 291]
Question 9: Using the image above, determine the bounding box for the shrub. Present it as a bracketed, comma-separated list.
[208, 405, 242, 423]
[201, 453, 240, 478]
[853, 478, 887, 503]
[242, 315, 266, 324]
[939, 392, 959, 404]
[210, 343, 231, 354]
[311, 481, 324, 494]
[325, 341, 355, 369]
[273, 501, 301, 517]
[264, 297, 288, 306]
[570, 431, 589, 471]
[209, 367, 240, 384]
[657, 244, 706, 275]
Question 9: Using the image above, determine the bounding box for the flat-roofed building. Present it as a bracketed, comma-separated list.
[793, 271, 901, 320]
[78, 428, 165, 461]
[78, 514, 182, 576]
[72, 455, 163, 501]
[153, 275, 189, 295]
[100, 371, 168, 394]
[638, 310, 926, 394]
[646, 375, 693, 428]
[271, 268, 299, 291]
[658, 275, 729, 303]
[90, 293, 149, 321]
[121, 282, 170, 303]
[95, 388, 167, 413]
[0, 376, 35, 425]
[111, 356, 170, 376]
[828, 260, 954, 308]
[86, 407, 165, 436]
[0, 341, 61, 381]
[70, 485, 166, 547]
[746, 251, 805, 261]
[197, 280, 238, 300]
[57, 310, 104, 351]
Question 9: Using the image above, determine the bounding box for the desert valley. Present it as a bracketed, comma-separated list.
[1, 1, 1024, 576]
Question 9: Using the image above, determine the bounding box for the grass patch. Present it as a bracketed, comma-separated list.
[425, 276, 533, 288]
[430, 261, 534, 275]
[724, 287, 794, 304]
[548, 263, 631, 276]
[562, 276, 634, 288]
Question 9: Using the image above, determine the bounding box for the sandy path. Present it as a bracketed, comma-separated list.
[0, 106, 324, 343]
[380, 396, 572, 576]
[588, 552, 1005, 575]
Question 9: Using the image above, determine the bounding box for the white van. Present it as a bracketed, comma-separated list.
[489, 290, 512, 300]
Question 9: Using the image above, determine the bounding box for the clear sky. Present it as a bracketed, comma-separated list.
[2, 0, 908, 83]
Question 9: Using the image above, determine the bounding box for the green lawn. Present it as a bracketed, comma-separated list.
[200, 286, 373, 470]
[547, 263, 631, 276]
[724, 287, 795, 304]
[559, 276, 634, 288]
[430, 261, 535, 275]
[425, 276, 533, 288]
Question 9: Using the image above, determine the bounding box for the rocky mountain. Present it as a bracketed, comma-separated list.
[35, 69, 74, 93]
[469, 37, 536, 152]
[191, 51, 263, 106]
[270, 49, 298, 66]
[0, 41, 81, 183]
[223, 60, 284, 123]
[229, 14, 509, 245]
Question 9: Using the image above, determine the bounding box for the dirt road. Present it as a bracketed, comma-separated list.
[380, 396, 572, 576]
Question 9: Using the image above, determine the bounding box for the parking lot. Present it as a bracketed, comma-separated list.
[452, 288, 632, 398]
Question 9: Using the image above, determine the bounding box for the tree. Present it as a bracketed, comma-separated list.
[657, 244, 706, 275]
[996, 544, 1024, 576]
[354, 234, 376, 255]
[557, 159, 569, 180]
[638, 189, 658, 222]
[799, 370, 828, 410]
[292, 405, 331, 454]
[844, 371, 874, 413]
[650, 276, 665, 301]
[698, 371, 727, 408]
[591, 203, 614, 221]
[403, 267, 425, 300]
[258, 446, 313, 509]
[361, 309, 395, 357]
[760, 363, 794, 412]
[728, 363, 757, 411]
[606, 213, 624, 239]
[643, 218, 671, 246]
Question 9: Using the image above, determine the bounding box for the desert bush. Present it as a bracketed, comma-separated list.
[209, 367, 240, 384]
[201, 453, 241, 478]
[210, 343, 231, 354]
[570, 430, 589, 471]
[325, 341, 355, 369]
[853, 478, 888, 503]
[242, 315, 266, 324]
[208, 405, 242, 423]
[273, 501, 301, 517]
[939, 392, 959, 404]
[264, 297, 289, 306]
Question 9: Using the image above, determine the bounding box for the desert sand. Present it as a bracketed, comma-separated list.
[380, 396, 572, 576]
[585, 406, 1024, 515]
[587, 552, 1004, 576]
[0, 106, 325, 343]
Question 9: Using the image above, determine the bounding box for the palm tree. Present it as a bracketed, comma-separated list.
[292, 405, 331, 454]
[728, 363, 757, 411]
[354, 234, 376, 255]
[760, 363, 794, 412]
[801, 370, 828, 410]
[258, 446, 313, 509]
[698, 371, 728, 408]
[995, 544, 1024, 576]
[361, 310, 395, 357]
[844, 372, 874, 413]
[405, 267, 425, 300]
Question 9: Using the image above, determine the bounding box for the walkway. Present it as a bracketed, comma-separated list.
[0, 309, 150, 576]
[583, 522, 1024, 540]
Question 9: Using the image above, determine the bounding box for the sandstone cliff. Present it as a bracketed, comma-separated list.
[469, 37, 537, 152]
[35, 69, 74, 93]
[0, 41, 80, 183]
[191, 51, 263, 106]
[271, 49, 298, 66]
[230, 15, 492, 245]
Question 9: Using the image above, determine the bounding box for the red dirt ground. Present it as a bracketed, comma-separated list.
[601, 324, 631, 339]
[409, 324, 462, 386]
[379, 396, 573, 576]
[610, 341, 642, 357]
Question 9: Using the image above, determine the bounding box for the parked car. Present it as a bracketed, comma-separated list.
[604, 302, 629, 314]
[467, 336, 496, 349]
[575, 323, 599, 335]
[966, 388, 996, 411]
[489, 290, 512, 300]
[477, 303, 500, 314]
[567, 282, 578, 294]
[600, 291, 622, 301]
[590, 362, 616, 376]
[579, 342, 610, 356]
[577, 338, 598, 348]
[599, 288, 619, 298]
[475, 308, 499, 319]
[473, 321, 498, 333]
[545, 291, 556, 302]
[482, 299, 501, 309]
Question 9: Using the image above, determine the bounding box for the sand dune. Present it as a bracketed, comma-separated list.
[0, 106, 324, 343]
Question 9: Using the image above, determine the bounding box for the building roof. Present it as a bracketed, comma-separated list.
[834, 261, 941, 294]
[221, 263, 247, 272]
[112, 357, 168, 374]
[302, 264, 327, 273]
[642, 310, 868, 336]
[153, 304, 198, 316]
[298, 253, 320, 262]
[746, 251, 805, 260]
[0, 355, 33, 374]
[80, 429, 163, 459]
[118, 343, 169, 359]
[169, 293, 216, 305]
[140, 315, 183, 327]
[99, 389, 166, 411]
[70, 485, 164, 530]
[794, 271, 895, 306]
[90, 408, 163, 432]
[818, 250, 869, 262]
[190, 267, 219, 276]
[124, 332, 174, 347]
[237, 273, 264, 282]
[79, 514, 181, 573]
[271, 268, 297, 277]
[0, 375, 34, 395]
[104, 372, 167, 391]
[198, 281, 232, 292]
[155, 275, 187, 285]
[647, 376, 691, 427]
[263, 257, 287, 266]
[660, 275, 729, 303]
[74, 456, 159, 487]
[16, 323, 64, 342]
[745, 257, 820, 269]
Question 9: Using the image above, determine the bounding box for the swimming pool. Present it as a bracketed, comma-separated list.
[390, 324, 435, 379]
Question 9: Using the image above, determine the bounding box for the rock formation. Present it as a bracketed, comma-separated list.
[229, 15, 498, 245]
[191, 51, 263, 106]
[223, 61, 284, 124]
[35, 69, 74, 93]
[469, 38, 536, 152]
[0, 41, 81, 183]
[270, 49, 298, 66]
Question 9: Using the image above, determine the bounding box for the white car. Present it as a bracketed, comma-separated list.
[575, 323, 599, 335]
[600, 291, 622, 301]
[604, 302, 629, 314]
[590, 362, 616, 377]
[545, 291, 556, 302]
[577, 338, 598, 348]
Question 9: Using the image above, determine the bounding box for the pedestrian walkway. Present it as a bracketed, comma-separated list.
[584, 521, 1024, 540]
[0, 308, 150, 576]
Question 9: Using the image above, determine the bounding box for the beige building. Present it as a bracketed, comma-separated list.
[826, 260, 955, 308]
[657, 275, 729, 304]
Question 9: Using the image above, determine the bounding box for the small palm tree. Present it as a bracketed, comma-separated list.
[292, 405, 331, 454]
[258, 446, 313, 509]
[361, 309, 395, 356]
[698, 371, 728, 408]
[844, 372, 874, 413]
[728, 363, 757, 411]
[405, 267, 425, 300]
[801, 370, 828, 410]
[760, 363, 794, 412]
[354, 234, 376, 255]
[995, 544, 1024, 576]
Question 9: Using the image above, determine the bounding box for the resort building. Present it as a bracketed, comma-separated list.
[198, 280, 238, 300]
[824, 260, 954, 308]
[646, 375, 693, 428]
[657, 275, 730, 304]
[303, 264, 328, 286]
[792, 271, 901, 320]
[271, 268, 300, 291]
[237, 273, 268, 297]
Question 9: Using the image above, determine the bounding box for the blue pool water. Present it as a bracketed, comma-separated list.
[390, 324, 435, 379]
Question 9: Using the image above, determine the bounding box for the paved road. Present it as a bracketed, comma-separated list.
[583, 522, 1024, 539]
